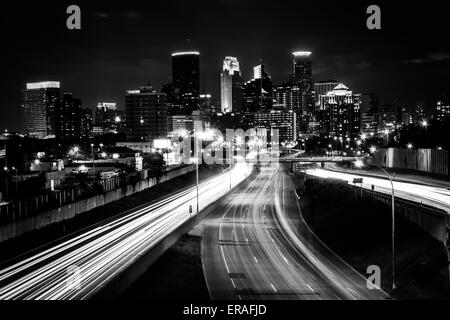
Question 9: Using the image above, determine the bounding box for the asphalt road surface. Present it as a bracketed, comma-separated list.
[202, 164, 389, 300]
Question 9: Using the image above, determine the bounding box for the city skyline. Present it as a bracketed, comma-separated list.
[2, 1, 450, 131]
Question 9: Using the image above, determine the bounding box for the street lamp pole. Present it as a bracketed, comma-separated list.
[358, 160, 396, 290]
[373, 163, 396, 290]
[91, 144, 96, 177]
[196, 159, 199, 214]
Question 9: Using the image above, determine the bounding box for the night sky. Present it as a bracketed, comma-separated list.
[1, 0, 449, 131]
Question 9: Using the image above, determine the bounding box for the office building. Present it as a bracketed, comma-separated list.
[95, 102, 125, 134]
[291, 51, 314, 114]
[220, 56, 243, 114]
[320, 83, 361, 137]
[81, 108, 93, 139]
[314, 80, 340, 108]
[54, 93, 82, 139]
[21, 81, 60, 139]
[437, 100, 450, 121]
[125, 85, 168, 141]
[171, 51, 200, 114]
[255, 109, 297, 143]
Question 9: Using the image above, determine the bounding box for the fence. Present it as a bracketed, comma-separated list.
[0, 165, 192, 227]
[372, 148, 448, 177]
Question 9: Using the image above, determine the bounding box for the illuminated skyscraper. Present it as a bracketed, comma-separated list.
[126, 85, 168, 141]
[21, 81, 60, 139]
[314, 80, 340, 108]
[171, 51, 200, 114]
[54, 93, 82, 140]
[436, 100, 450, 121]
[320, 83, 361, 137]
[220, 57, 242, 114]
[291, 51, 314, 114]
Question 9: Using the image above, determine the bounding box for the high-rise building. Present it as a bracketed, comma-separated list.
[272, 82, 301, 111]
[220, 57, 243, 114]
[95, 102, 125, 134]
[171, 51, 200, 114]
[291, 51, 314, 114]
[436, 100, 450, 121]
[170, 115, 194, 134]
[255, 109, 297, 143]
[378, 104, 397, 135]
[54, 93, 82, 139]
[125, 85, 168, 142]
[242, 64, 272, 128]
[21, 81, 60, 139]
[320, 83, 361, 137]
[314, 80, 340, 108]
[81, 108, 93, 139]
[96, 102, 117, 123]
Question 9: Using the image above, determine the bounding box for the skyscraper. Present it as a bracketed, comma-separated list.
[81, 108, 93, 139]
[291, 51, 313, 114]
[171, 51, 200, 114]
[436, 100, 450, 121]
[21, 81, 60, 139]
[255, 109, 297, 143]
[54, 93, 82, 140]
[320, 83, 361, 137]
[95, 102, 125, 134]
[314, 80, 340, 108]
[242, 64, 272, 128]
[272, 82, 301, 111]
[125, 85, 168, 142]
[220, 57, 243, 114]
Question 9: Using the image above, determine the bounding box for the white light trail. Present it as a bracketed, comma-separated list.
[0, 163, 253, 300]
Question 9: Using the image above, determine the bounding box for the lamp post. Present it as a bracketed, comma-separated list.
[90, 144, 95, 177]
[421, 120, 428, 147]
[3, 157, 8, 201]
[384, 129, 390, 147]
[354, 160, 396, 290]
[195, 159, 199, 214]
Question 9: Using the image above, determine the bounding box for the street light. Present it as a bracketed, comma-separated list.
[354, 160, 396, 290]
[384, 129, 390, 146]
[407, 143, 413, 150]
[191, 154, 203, 216]
[90, 143, 95, 177]
[421, 120, 429, 147]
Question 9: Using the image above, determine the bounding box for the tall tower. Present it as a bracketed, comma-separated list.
[21, 81, 60, 139]
[220, 56, 242, 114]
[171, 51, 200, 114]
[291, 51, 313, 114]
[125, 85, 168, 142]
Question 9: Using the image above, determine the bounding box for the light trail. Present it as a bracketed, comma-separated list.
[0, 163, 253, 300]
[305, 168, 450, 213]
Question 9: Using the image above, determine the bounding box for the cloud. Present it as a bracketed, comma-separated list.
[404, 52, 450, 64]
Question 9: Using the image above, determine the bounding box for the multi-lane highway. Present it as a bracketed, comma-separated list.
[0, 163, 253, 300]
[202, 164, 389, 300]
[306, 168, 450, 213]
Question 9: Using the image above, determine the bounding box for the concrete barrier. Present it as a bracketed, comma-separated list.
[0, 165, 195, 243]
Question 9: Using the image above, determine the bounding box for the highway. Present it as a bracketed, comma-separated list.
[202, 164, 389, 300]
[305, 168, 450, 213]
[0, 163, 253, 300]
